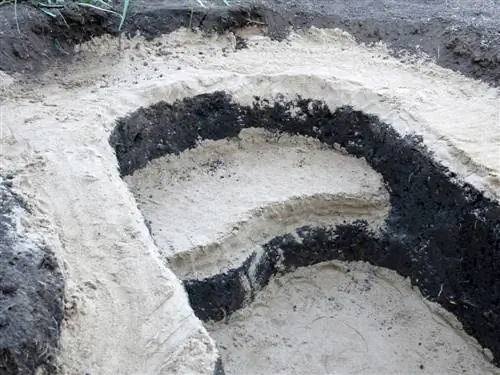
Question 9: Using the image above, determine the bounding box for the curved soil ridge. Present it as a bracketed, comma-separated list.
[0, 1, 498, 85]
[123, 127, 390, 279]
[169, 193, 389, 279]
[111, 91, 500, 366]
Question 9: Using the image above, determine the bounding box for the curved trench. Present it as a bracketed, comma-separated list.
[168, 194, 388, 280]
[110, 88, 500, 372]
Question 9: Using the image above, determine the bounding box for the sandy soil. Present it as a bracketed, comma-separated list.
[71, 28, 499, 200]
[207, 261, 498, 375]
[0, 27, 498, 374]
[126, 128, 389, 279]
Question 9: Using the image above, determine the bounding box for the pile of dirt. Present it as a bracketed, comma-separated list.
[0, 176, 64, 374]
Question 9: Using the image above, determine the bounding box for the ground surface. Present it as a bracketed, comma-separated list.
[0, 0, 499, 374]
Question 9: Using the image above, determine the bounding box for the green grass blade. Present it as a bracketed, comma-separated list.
[39, 7, 57, 16]
[14, 0, 20, 33]
[76, 2, 122, 17]
[118, 0, 129, 31]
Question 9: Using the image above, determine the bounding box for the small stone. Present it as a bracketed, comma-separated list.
[0, 314, 9, 327]
[0, 282, 19, 294]
[483, 347, 494, 362]
[84, 281, 97, 290]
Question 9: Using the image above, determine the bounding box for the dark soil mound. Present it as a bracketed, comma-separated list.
[0, 176, 65, 375]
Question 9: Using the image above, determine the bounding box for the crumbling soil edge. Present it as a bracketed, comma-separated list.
[167, 194, 388, 280]
[109, 91, 500, 369]
[0, 3, 498, 86]
[0, 175, 65, 375]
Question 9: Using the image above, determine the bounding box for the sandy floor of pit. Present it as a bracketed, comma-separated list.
[1, 26, 499, 375]
[207, 260, 498, 375]
[125, 128, 389, 279]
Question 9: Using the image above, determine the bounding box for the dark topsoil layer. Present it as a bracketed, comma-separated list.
[0, 0, 499, 86]
[0, 176, 65, 375]
[109, 92, 500, 371]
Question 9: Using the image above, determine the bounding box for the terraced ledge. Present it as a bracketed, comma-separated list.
[169, 194, 389, 280]
[123, 126, 390, 279]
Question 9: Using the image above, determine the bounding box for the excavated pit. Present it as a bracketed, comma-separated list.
[110, 90, 500, 374]
[1, 0, 498, 370]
